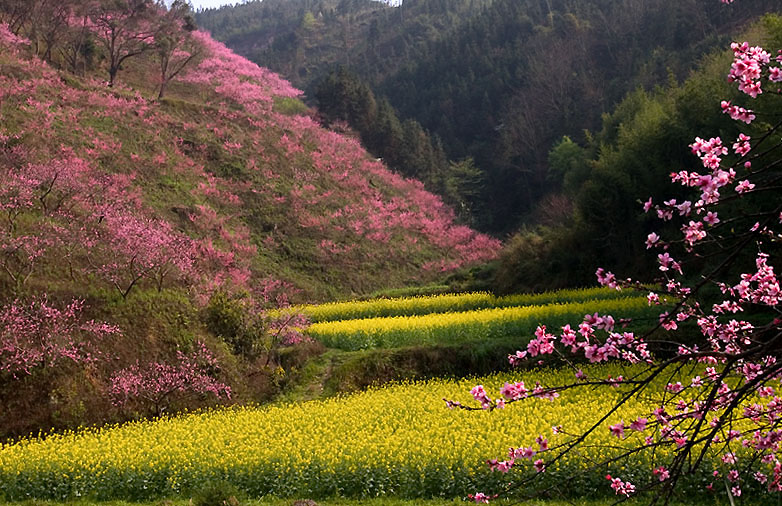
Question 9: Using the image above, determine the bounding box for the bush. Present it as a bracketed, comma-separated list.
[204, 292, 260, 359]
[193, 481, 241, 506]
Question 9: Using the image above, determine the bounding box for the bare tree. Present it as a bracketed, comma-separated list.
[60, 4, 96, 76]
[0, 0, 36, 35]
[154, 0, 200, 99]
[88, 0, 159, 87]
[28, 0, 73, 62]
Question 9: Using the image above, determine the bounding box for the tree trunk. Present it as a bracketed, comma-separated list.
[157, 79, 167, 100]
[108, 66, 118, 87]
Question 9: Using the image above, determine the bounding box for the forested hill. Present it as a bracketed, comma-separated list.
[197, 0, 781, 232]
[195, 0, 492, 91]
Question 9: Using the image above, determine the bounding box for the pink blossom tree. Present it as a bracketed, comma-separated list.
[0, 231, 57, 290]
[153, 0, 200, 99]
[0, 296, 120, 377]
[109, 341, 231, 416]
[452, 15, 782, 505]
[89, 211, 196, 299]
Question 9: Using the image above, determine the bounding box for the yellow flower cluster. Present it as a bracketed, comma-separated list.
[306, 296, 652, 350]
[1, 365, 673, 501]
[283, 287, 636, 323]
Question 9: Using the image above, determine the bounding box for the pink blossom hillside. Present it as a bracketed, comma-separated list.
[0, 12, 500, 435]
[0, 23, 500, 305]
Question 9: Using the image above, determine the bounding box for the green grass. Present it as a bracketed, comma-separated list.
[0, 496, 769, 506]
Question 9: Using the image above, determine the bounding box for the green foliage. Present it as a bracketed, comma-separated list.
[547, 136, 589, 194]
[438, 157, 483, 220]
[94, 288, 198, 348]
[272, 96, 310, 116]
[300, 12, 317, 31]
[315, 68, 377, 133]
[314, 68, 481, 217]
[495, 14, 782, 290]
[204, 292, 261, 359]
[193, 482, 242, 506]
[493, 227, 592, 294]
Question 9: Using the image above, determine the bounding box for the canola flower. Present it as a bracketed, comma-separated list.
[306, 296, 653, 351]
[0, 365, 714, 502]
[279, 287, 637, 323]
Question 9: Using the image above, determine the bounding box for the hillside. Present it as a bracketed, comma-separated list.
[198, 0, 782, 231]
[0, 23, 499, 300]
[0, 4, 498, 436]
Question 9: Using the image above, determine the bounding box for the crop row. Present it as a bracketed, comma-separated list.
[0, 365, 714, 502]
[283, 287, 638, 323]
[305, 296, 654, 351]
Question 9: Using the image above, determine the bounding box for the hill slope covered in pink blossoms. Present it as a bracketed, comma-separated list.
[0, 26, 499, 302]
[0, 20, 499, 435]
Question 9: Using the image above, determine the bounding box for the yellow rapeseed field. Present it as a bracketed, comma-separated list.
[282, 287, 636, 323]
[306, 296, 653, 350]
[0, 365, 705, 502]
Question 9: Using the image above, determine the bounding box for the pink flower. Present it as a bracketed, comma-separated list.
[596, 267, 619, 289]
[468, 493, 491, 504]
[653, 466, 670, 481]
[519, 446, 536, 460]
[703, 211, 720, 226]
[471, 385, 493, 409]
[630, 417, 648, 431]
[736, 180, 755, 193]
[721, 101, 755, 124]
[609, 422, 626, 439]
[606, 475, 636, 496]
[666, 382, 684, 393]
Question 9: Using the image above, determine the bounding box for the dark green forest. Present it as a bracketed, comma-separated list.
[198, 0, 782, 291]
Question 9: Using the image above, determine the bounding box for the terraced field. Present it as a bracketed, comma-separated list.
[305, 294, 652, 350]
[284, 287, 639, 322]
[1, 288, 680, 503]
